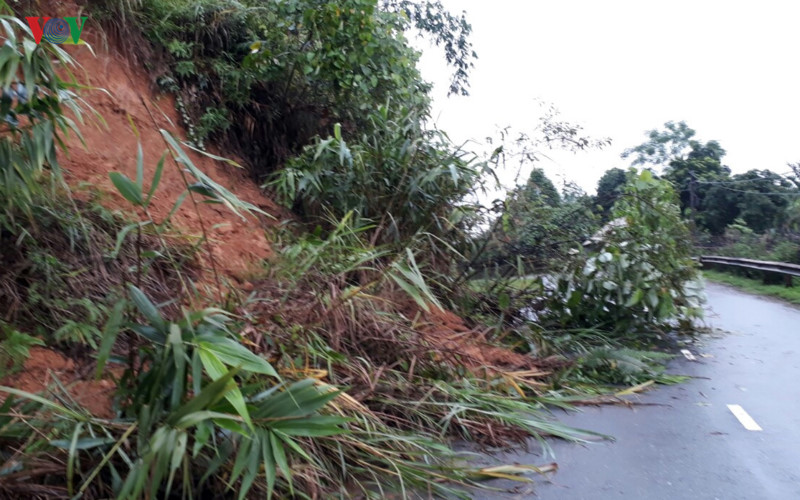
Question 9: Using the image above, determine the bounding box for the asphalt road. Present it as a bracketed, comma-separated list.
[472, 282, 800, 499]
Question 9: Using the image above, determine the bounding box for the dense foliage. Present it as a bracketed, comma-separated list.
[98, 0, 474, 181]
[619, 121, 800, 264]
[0, 15, 86, 218]
[270, 103, 482, 245]
[543, 170, 704, 335]
[483, 168, 598, 276]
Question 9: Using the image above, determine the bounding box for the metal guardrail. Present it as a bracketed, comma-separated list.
[699, 255, 800, 278]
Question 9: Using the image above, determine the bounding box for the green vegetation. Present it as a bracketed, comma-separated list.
[542, 170, 704, 335]
[97, 0, 474, 176]
[703, 270, 800, 305]
[0, 1, 711, 498]
[614, 120, 800, 309]
[619, 120, 800, 253]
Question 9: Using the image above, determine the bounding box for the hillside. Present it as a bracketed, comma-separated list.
[61, 27, 277, 279]
[0, 5, 568, 497]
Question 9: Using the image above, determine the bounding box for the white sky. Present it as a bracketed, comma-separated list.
[417, 0, 800, 195]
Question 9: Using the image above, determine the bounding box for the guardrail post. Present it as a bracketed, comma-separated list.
[785, 274, 793, 288]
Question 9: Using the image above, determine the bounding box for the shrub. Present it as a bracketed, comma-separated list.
[0, 15, 87, 218]
[542, 170, 704, 335]
[770, 241, 800, 264]
[270, 104, 483, 246]
[102, 0, 473, 179]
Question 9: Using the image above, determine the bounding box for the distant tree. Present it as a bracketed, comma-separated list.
[521, 168, 561, 207]
[687, 140, 726, 161]
[702, 170, 795, 234]
[487, 168, 597, 274]
[664, 153, 731, 217]
[730, 170, 794, 233]
[621, 121, 697, 166]
[594, 168, 628, 218]
[701, 184, 739, 235]
[561, 181, 587, 203]
[624, 122, 740, 233]
[784, 199, 800, 233]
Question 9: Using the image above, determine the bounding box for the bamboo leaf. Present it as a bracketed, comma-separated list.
[95, 299, 126, 380]
[198, 349, 253, 429]
[145, 152, 166, 207]
[262, 431, 277, 500]
[0, 386, 84, 420]
[271, 431, 292, 494]
[109, 172, 143, 206]
[135, 142, 144, 191]
[166, 369, 237, 427]
[128, 285, 167, 333]
[160, 129, 273, 220]
[197, 338, 278, 377]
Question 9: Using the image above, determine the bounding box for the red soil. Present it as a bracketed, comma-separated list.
[1, 347, 115, 419]
[58, 29, 282, 280]
[420, 306, 543, 371]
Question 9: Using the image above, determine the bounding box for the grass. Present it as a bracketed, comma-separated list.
[703, 270, 800, 305]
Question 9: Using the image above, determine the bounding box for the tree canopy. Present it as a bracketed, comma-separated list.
[621, 120, 697, 166]
[621, 121, 800, 236]
[595, 167, 627, 218]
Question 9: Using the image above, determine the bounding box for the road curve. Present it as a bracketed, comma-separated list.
[473, 282, 800, 499]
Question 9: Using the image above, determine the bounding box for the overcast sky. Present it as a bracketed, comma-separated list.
[417, 0, 800, 195]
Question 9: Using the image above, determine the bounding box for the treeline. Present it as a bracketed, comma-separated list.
[621, 121, 800, 263]
[479, 120, 800, 291]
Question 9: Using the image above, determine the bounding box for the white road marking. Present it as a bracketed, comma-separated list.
[681, 349, 696, 361]
[727, 404, 763, 431]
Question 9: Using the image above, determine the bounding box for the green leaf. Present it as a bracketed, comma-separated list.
[160, 130, 272, 220]
[109, 222, 148, 260]
[197, 339, 278, 377]
[169, 430, 187, 485]
[253, 380, 340, 419]
[51, 436, 116, 450]
[625, 289, 644, 307]
[387, 271, 428, 312]
[271, 431, 292, 494]
[95, 299, 126, 380]
[198, 349, 253, 429]
[128, 285, 167, 333]
[230, 436, 253, 488]
[135, 143, 144, 192]
[66, 422, 83, 496]
[174, 410, 239, 430]
[262, 431, 277, 500]
[0, 386, 84, 420]
[498, 292, 510, 311]
[145, 152, 166, 207]
[238, 434, 262, 500]
[166, 190, 189, 222]
[109, 172, 143, 206]
[166, 369, 237, 427]
[268, 416, 348, 436]
[169, 323, 186, 408]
